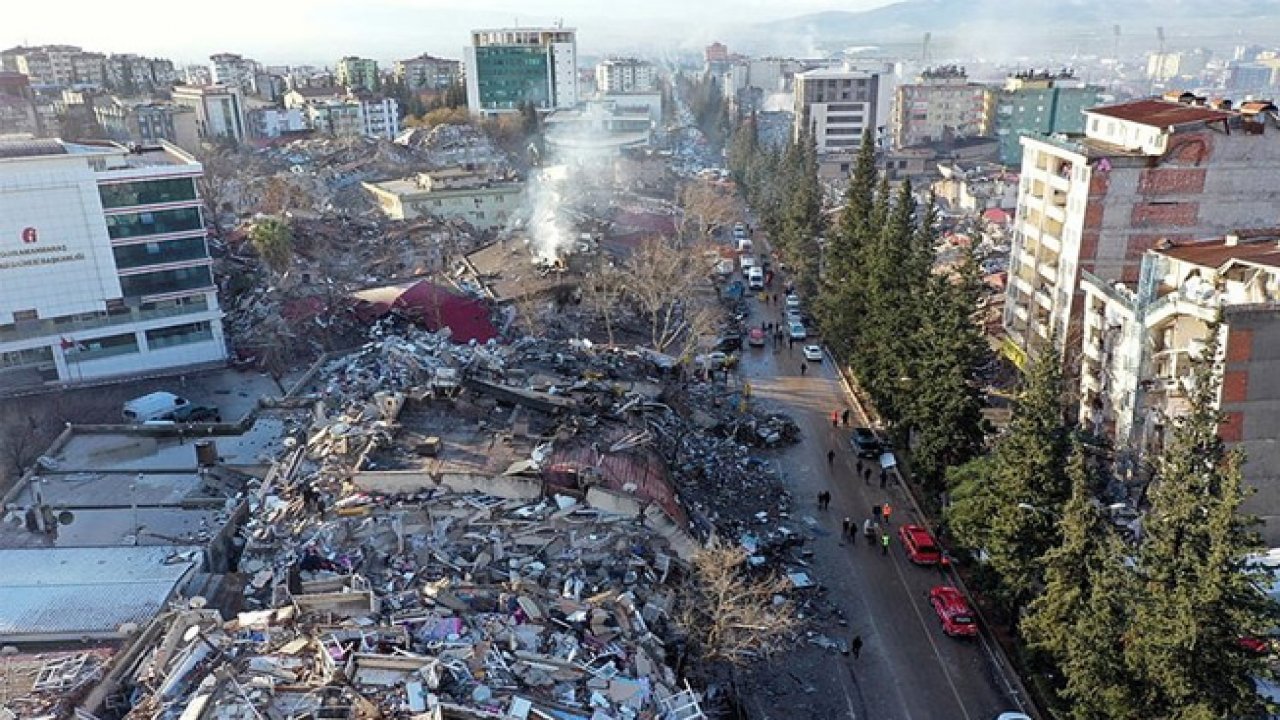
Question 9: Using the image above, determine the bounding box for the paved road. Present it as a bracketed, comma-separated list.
[733, 291, 1019, 720]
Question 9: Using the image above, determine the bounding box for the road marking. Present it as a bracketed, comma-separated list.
[886, 537, 974, 720]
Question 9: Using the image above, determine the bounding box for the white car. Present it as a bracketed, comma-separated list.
[789, 322, 807, 340]
[785, 294, 801, 310]
[803, 345, 823, 362]
[994, 714, 1032, 720]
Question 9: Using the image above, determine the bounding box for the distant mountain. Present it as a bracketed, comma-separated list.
[748, 0, 1280, 55]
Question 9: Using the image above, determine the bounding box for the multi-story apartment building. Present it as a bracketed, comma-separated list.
[283, 88, 399, 140]
[0, 45, 112, 88]
[93, 99, 198, 150]
[209, 53, 257, 93]
[104, 54, 176, 94]
[172, 85, 246, 144]
[0, 137, 225, 389]
[1003, 96, 1280, 365]
[891, 65, 993, 150]
[182, 65, 212, 87]
[994, 70, 1103, 166]
[595, 58, 656, 94]
[335, 57, 380, 93]
[245, 107, 307, 140]
[0, 72, 43, 137]
[393, 54, 462, 91]
[465, 27, 578, 115]
[793, 66, 885, 154]
[1077, 229, 1280, 540]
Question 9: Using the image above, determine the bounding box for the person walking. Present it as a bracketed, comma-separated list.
[817, 491, 825, 510]
[882, 502, 893, 525]
[872, 503, 882, 523]
[842, 408, 851, 426]
[879, 469, 888, 489]
[850, 635, 863, 659]
[863, 518, 874, 541]
[881, 532, 891, 555]
[800, 362, 807, 376]
[842, 517, 852, 539]
[827, 449, 836, 466]
[863, 467, 872, 485]
[831, 410, 839, 428]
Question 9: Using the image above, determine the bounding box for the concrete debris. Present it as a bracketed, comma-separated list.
[395, 125, 510, 171]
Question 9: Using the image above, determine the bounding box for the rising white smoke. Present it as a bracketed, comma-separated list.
[526, 164, 575, 265]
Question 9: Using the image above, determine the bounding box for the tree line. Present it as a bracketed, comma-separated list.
[729, 120, 1278, 718]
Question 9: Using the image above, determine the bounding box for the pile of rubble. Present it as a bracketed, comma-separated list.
[396, 125, 510, 170]
[125, 491, 705, 720]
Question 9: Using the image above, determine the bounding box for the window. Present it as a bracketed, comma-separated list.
[75, 332, 139, 360]
[119, 265, 214, 297]
[146, 321, 213, 348]
[13, 309, 37, 322]
[98, 178, 197, 209]
[112, 237, 209, 269]
[106, 207, 203, 239]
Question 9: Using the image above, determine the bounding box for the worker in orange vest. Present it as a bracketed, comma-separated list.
[882, 502, 893, 525]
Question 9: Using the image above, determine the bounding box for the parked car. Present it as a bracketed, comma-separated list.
[747, 266, 765, 290]
[785, 294, 801, 310]
[995, 714, 1032, 720]
[803, 344, 823, 362]
[929, 585, 979, 638]
[168, 404, 222, 423]
[898, 524, 942, 565]
[122, 392, 190, 423]
[788, 322, 807, 340]
[850, 427, 882, 458]
[748, 328, 766, 347]
[715, 334, 743, 352]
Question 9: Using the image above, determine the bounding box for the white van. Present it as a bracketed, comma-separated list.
[747, 266, 765, 290]
[122, 392, 190, 423]
[740, 255, 757, 276]
[736, 237, 753, 254]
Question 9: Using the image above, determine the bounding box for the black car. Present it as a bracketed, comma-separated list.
[168, 404, 222, 423]
[715, 334, 743, 352]
[851, 427, 882, 458]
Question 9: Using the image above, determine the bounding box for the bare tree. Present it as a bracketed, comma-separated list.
[624, 238, 719, 354]
[196, 147, 239, 238]
[581, 261, 629, 345]
[676, 537, 801, 666]
[680, 179, 738, 241]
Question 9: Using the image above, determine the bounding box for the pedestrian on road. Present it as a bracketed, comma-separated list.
[855, 458, 864, 475]
[881, 533, 891, 555]
[882, 502, 893, 525]
[879, 469, 888, 489]
[800, 362, 807, 376]
[851, 635, 863, 659]
[842, 408, 851, 426]
[827, 449, 835, 466]
[863, 518, 874, 540]
[830, 410, 839, 428]
[863, 467, 872, 485]
[842, 517, 852, 538]
[872, 504, 882, 522]
[788, 336, 795, 349]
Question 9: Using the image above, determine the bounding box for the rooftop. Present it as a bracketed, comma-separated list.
[1085, 99, 1234, 128]
[0, 545, 199, 641]
[0, 137, 66, 158]
[1156, 229, 1280, 271]
[796, 67, 875, 80]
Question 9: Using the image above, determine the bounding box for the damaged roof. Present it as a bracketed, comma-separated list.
[1086, 99, 1234, 128]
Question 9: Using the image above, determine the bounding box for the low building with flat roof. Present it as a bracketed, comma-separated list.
[363, 167, 523, 230]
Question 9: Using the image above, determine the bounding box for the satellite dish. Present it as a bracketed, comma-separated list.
[57, 510, 75, 526]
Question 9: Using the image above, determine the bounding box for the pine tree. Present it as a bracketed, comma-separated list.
[817, 130, 877, 358]
[1124, 321, 1277, 719]
[946, 341, 1071, 612]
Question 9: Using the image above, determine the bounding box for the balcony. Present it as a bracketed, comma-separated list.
[1037, 262, 1058, 285]
[1034, 288, 1054, 310]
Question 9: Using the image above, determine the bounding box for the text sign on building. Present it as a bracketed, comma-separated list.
[0, 182, 122, 325]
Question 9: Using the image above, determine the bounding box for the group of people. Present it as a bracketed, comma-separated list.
[836, 502, 894, 554]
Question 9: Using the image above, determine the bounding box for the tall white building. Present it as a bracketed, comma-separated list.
[465, 27, 578, 115]
[209, 52, 257, 93]
[595, 58, 655, 94]
[793, 66, 887, 154]
[0, 138, 225, 389]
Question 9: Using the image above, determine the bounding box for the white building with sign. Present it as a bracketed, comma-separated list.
[0, 138, 225, 390]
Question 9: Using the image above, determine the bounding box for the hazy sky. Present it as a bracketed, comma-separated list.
[3, 0, 893, 66]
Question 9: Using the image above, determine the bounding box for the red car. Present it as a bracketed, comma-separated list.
[898, 524, 942, 565]
[929, 586, 979, 638]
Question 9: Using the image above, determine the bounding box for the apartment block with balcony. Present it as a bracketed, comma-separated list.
[335, 56, 379, 93]
[1003, 96, 1280, 362]
[891, 65, 993, 150]
[595, 58, 656, 94]
[1077, 229, 1280, 542]
[393, 54, 462, 91]
[0, 138, 225, 390]
[994, 70, 1103, 166]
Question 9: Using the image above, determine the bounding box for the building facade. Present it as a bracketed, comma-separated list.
[245, 107, 307, 140]
[994, 71, 1103, 166]
[283, 88, 400, 140]
[363, 168, 523, 230]
[793, 67, 885, 154]
[0, 45, 114, 88]
[336, 56, 379, 92]
[595, 58, 656, 94]
[891, 65, 993, 150]
[1077, 229, 1280, 541]
[394, 54, 462, 91]
[209, 53, 257, 93]
[172, 85, 246, 144]
[0, 138, 226, 389]
[1003, 97, 1280, 365]
[465, 27, 578, 114]
[0, 72, 43, 137]
[93, 99, 198, 149]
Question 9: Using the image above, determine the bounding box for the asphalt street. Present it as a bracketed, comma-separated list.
[731, 285, 1022, 720]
